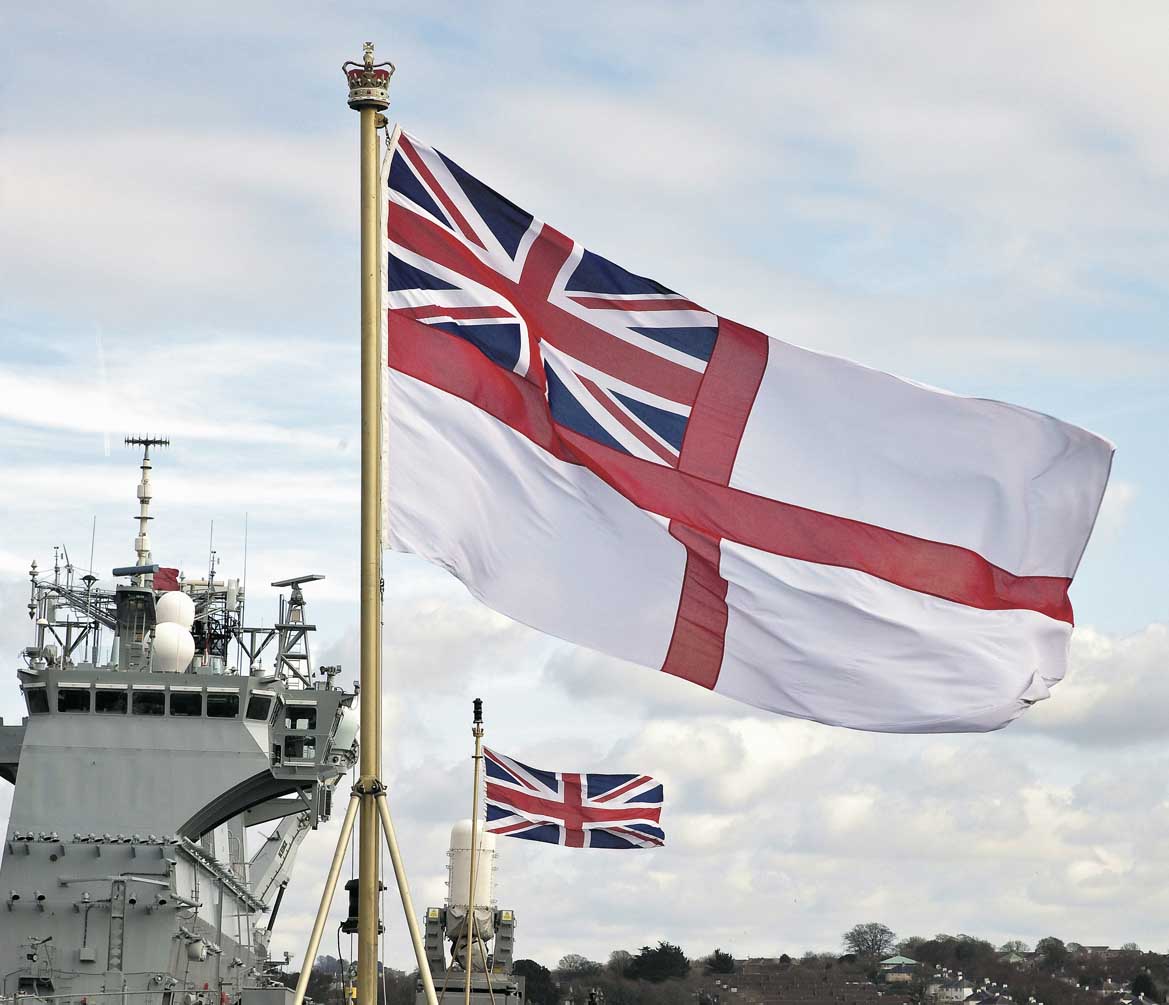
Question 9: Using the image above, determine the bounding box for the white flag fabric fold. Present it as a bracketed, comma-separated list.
[381, 130, 1113, 733]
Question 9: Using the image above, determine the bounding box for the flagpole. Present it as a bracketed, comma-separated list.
[354, 41, 385, 1005]
[464, 699, 486, 1005]
[294, 46, 436, 1005]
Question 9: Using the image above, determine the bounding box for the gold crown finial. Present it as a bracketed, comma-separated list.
[345, 43, 395, 111]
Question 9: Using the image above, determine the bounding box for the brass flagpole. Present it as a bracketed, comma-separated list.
[348, 41, 388, 1005]
[293, 43, 437, 1005]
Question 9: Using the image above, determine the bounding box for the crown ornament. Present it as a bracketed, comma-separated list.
[344, 41, 395, 110]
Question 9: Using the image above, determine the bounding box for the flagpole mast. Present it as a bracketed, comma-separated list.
[347, 41, 392, 1005]
[464, 699, 486, 1005]
[293, 45, 437, 1005]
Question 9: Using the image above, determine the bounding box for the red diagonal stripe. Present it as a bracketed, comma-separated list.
[387, 314, 1075, 625]
[485, 748, 538, 791]
[395, 305, 515, 322]
[607, 825, 665, 846]
[569, 296, 705, 312]
[398, 135, 486, 250]
[593, 775, 655, 804]
[578, 375, 679, 467]
[489, 820, 536, 836]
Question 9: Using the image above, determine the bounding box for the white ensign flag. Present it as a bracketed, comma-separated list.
[380, 131, 1114, 733]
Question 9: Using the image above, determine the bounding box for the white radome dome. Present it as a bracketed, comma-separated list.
[153, 622, 195, 673]
[155, 590, 195, 629]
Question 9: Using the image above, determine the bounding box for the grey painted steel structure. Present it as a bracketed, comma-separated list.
[0, 443, 358, 1005]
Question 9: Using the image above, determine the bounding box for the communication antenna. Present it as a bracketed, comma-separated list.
[124, 436, 170, 585]
[238, 512, 249, 673]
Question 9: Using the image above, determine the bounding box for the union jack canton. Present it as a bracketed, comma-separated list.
[484, 748, 665, 850]
[386, 130, 715, 468]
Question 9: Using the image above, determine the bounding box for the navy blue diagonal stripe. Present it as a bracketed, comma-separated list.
[388, 254, 458, 292]
[509, 823, 561, 845]
[566, 249, 677, 296]
[630, 325, 718, 363]
[437, 150, 534, 259]
[588, 829, 640, 849]
[500, 753, 560, 793]
[611, 393, 687, 451]
[546, 367, 628, 455]
[624, 783, 665, 804]
[586, 772, 637, 800]
[389, 151, 451, 228]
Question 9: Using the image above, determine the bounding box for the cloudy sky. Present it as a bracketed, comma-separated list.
[2, 0, 1167, 971]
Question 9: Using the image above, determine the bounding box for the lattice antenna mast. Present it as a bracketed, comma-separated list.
[125, 436, 169, 586]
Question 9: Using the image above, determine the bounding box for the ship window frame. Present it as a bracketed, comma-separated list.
[283, 701, 317, 731]
[24, 684, 49, 715]
[207, 690, 240, 720]
[283, 734, 317, 761]
[95, 686, 128, 715]
[131, 686, 166, 717]
[169, 687, 203, 718]
[57, 685, 92, 714]
[246, 692, 274, 722]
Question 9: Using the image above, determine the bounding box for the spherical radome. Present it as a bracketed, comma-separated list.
[153, 622, 195, 673]
[155, 590, 195, 629]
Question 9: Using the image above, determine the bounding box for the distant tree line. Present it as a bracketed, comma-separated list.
[278, 926, 1166, 1005]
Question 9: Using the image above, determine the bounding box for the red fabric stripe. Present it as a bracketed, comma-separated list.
[563, 773, 585, 848]
[398, 135, 485, 249]
[578, 375, 679, 467]
[518, 223, 574, 298]
[660, 524, 730, 689]
[484, 781, 661, 826]
[387, 314, 1075, 624]
[569, 296, 706, 312]
[678, 318, 769, 483]
[659, 318, 769, 687]
[593, 775, 653, 804]
[395, 305, 514, 322]
[390, 211, 703, 403]
[490, 821, 535, 836]
[608, 825, 665, 846]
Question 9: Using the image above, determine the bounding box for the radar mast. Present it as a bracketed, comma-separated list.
[124, 435, 169, 586]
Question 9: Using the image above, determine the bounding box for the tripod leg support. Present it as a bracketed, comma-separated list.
[376, 790, 440, 1005]
[293, 791, 360, 1005]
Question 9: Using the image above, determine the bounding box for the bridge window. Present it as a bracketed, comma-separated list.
[25, 686, 49, 715]
[283, 735, 316, 760]
[207, 692, 240, 719]
[284, 705, 316, 731]
[58, 687, 92, 713]
[169, 690, 203, 717]
[246, 694, 273, 721]
[132, 689, 165, 716]
[95, 688, 128, 714]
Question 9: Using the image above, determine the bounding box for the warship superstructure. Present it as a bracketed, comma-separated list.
[0, 438, 358, 1001]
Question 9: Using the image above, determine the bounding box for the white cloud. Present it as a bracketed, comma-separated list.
[1019, 624, 1169, 746]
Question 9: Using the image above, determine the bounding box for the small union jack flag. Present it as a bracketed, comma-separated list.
[484, 747, 665, 849]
